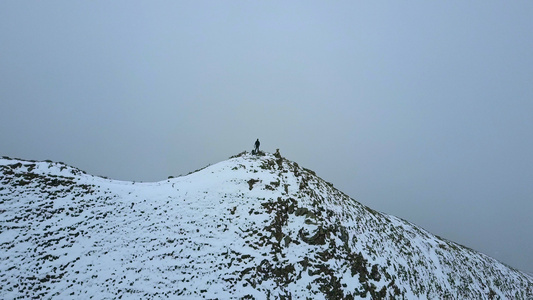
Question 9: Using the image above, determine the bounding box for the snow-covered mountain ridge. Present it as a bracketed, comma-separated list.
[1, 152, 531, 299]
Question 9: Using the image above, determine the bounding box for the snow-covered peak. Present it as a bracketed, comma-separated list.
[1, 152, 531, 299]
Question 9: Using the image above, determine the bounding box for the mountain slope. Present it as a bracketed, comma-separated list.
[0, 153, 531, 299]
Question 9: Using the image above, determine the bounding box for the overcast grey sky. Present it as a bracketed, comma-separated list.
[1, 1, 532, 272]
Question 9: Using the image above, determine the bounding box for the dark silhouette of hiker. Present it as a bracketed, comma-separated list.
[254, 139, 260, 154]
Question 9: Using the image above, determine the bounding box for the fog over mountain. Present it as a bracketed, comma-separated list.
[1, 1, 532, 274]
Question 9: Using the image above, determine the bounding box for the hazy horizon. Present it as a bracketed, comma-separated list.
[1, 1, 532, 272]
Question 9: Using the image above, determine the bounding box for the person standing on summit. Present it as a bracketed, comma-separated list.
[254, 139, 260, 154]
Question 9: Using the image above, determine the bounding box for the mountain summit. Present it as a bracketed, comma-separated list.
[1, 152, 531, 299]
